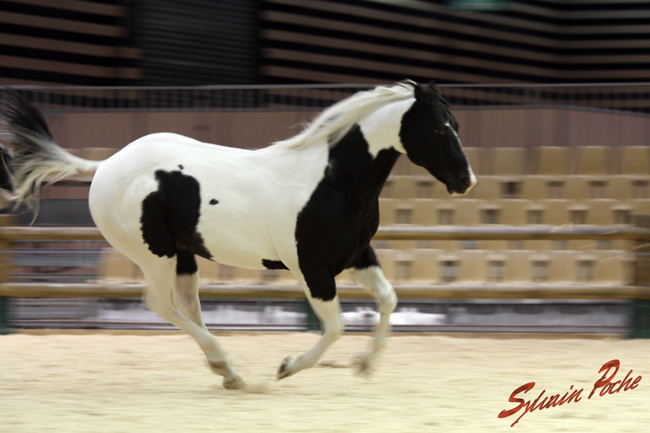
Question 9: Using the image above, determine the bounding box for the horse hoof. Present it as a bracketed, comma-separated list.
[277, 356, 295, 380]
[353, 352, 373, 376]
[223, 375, 246, 391]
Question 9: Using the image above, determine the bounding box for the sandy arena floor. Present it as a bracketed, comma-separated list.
[0, 331, 648, 432]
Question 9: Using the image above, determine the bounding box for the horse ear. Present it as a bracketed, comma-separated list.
[428, 80, 441, 96]
[413, 82, 430, 104]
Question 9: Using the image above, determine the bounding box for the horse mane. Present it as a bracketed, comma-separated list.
[273, 81, 416, 150]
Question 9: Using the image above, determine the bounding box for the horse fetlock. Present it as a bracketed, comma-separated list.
[208, 359, 231, 376]
[222, 374, 246, 390]
[353, 351, 375, 375]
[277, 355, 296, 380]
[208, 360, 246, 390]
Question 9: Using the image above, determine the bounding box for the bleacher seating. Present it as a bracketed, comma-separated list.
[574, 146, 612, 175]
[532, 146, 569, 175]
[489, 147, 526, 176]
[373, 146, 644, 287]
[619, 146, 650, 175]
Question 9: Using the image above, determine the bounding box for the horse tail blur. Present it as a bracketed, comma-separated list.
[0, 144, 14, 208]
[0, 87, 101, 210]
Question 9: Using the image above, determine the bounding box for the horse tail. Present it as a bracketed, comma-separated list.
[0, 144, 14, 208]
[0, 87, 101, 209]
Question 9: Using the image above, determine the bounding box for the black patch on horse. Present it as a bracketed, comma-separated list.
[209, 199, 218, 205]
[262, 259, 289, 270]
[140, 170, 212, 262]
[176, 249, 198, 275]
[350, 245, 381, 270]
[294, 126, 399, 301]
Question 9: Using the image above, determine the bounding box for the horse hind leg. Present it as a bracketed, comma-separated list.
[173, 249, 207, 329]
[278, 270, 344, 380]
[172, 251, 242, 384]
[141, 254, 246, 390]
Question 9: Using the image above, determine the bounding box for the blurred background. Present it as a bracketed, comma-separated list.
[2, 0, 648, 86]
[0, 0, 649, 335]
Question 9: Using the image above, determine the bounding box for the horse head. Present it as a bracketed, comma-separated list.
[399, 81, 477, 196]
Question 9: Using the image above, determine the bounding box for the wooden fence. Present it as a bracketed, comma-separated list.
[1, 221, 650, 336]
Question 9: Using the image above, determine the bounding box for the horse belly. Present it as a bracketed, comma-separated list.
[198, 217, 280, 270]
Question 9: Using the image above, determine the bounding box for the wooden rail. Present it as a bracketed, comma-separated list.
[375, 226, 650, 241]
[1, 283, 649, 301]
[0, 225, 649, 300]
[2, 225, 650, 242]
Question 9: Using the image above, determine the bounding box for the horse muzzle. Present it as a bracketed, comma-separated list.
[448, 170, 477, 196]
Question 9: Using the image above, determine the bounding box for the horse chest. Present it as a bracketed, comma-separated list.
[295, 180, 380, 276]
[292, 127, 396, 280]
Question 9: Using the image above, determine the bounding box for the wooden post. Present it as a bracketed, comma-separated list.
[303, 300, 321, 333]
[0, 296, 9, 335]
[0, 214, 13, 334]
[631, 215, 650, 338]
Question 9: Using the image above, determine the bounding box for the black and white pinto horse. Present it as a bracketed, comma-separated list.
[0, 81, 476, 390]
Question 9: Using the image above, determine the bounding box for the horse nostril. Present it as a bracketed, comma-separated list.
[461, 177, 471, 187]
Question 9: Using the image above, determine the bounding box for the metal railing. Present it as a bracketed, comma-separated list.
[12, 82, 650, 112]
[5, 83, 650, 153]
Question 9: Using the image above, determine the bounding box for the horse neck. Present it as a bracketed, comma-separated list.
[326, 110, 406, 202]
[357, 98, 414, 157]
[325, 98, 412, 199]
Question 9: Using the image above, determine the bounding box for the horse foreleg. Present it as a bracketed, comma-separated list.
[277, 279, 344, 380]
[347, 264, 397, 374]
[142, 257, 246, 390]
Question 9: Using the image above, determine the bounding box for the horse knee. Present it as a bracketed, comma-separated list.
[379, 290, 398, 315]
[324, 315, 345, 340]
